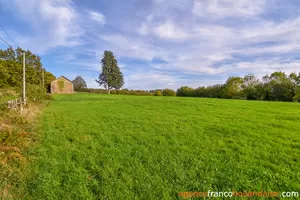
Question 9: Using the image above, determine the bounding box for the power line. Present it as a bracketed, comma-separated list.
[0, 35, 12, 48]
[0, 25, 17, 47]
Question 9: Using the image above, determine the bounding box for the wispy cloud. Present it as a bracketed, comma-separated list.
[1, 0, 84, 54]
[154, 20, 189, 40]
[193, 0, 266, 19]
[87, 10, 106, 25]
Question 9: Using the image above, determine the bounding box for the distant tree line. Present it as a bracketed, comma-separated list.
[177, 72, 300, 102]
[0, 47, 56, 92]
[83, 71, 300, 102]
[78, 88, 178, 96]
[79, 88, 153, 96]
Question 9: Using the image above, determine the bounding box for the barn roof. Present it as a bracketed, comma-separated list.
[52, 76, 73, 83]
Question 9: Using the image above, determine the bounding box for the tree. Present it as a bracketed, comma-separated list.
[176, 86, 195, 96]
[289, 72, 300, 101]
[44, 71, 56, 93]
[162, 88, 176, 96]
[96, 51, 124, 94]
[225, 76, 244, 99]
[73, 76, 87, 91]
[264, 71, 294, 101]
[242, 74, 259, 100]
[154, 90, 163, 96]
[254, 83, 266, 100]
[194, 86, 206, 97]
[294, 86, 300, 102]
[0, 47, 55, 90]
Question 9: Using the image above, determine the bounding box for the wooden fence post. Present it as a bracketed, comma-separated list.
[20, 97, 23, 114]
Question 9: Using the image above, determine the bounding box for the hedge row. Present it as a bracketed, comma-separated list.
[78, 88, 177, 96]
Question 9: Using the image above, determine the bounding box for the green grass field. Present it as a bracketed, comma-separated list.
[24, 93, 300, 199]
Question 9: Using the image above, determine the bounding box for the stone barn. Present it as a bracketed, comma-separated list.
[50, 76, 74, 94]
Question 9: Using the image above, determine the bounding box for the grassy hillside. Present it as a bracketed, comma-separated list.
[25, 94, 300, 199]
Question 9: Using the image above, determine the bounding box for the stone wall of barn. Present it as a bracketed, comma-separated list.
[51, 77, 74, 94]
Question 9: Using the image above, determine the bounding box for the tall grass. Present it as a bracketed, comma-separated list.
[0, 86, 49, 199]
[0, 89, 19, 103]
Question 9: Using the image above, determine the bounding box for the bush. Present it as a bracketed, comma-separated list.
[293, 86, 300, 102]
[126, 90, 152, 96]
[78, 88, 107, 94]
[154, 90, 163, 96]
[110, 90, 117, 94]
[162, 88, 176, 96]
[176, 86, 195, 96]
[0, 88, 19, 102]
[26, 84, 49, 102]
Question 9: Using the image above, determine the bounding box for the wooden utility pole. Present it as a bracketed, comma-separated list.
[42, 68, 45, 87]
[23, 53, 26, 105]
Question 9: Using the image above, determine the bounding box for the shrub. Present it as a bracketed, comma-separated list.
[78, 88, 107, 94]
[162, 88, 176, 96]
[293, 86, 300, 102]
[110, 90, 117, 94]
[154, 90, 163, 96]
[0, 88, 19, 101]
[118, 89, 130, 95]
[26, 84, 49, 102]
[176, 86, 195, 97]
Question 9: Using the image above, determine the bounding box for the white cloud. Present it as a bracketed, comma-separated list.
[112, 16, 300, 80]
[154, 20, 189, 40]
[241, 18, 300, 43]
[193, 0, 266, 19]
[2, 0, 83, 54]
[99, 34, 169, 61]
[87, 10, 106, 25]
[218, 59, 300, 77]
[96, 13, 300, 78]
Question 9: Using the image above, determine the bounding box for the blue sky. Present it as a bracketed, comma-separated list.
[1, 0, 300, 90]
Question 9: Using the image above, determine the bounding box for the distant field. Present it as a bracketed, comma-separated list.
[24, 94, 300, 199]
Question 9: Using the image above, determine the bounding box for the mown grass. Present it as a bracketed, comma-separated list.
[25, 93, 300, 199]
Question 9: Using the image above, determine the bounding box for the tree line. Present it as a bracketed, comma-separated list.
[85, 70, 300, 102]
[79, 88, 177, 96]
[177, 72, 300, 102]
[0, 47, 56, 92]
